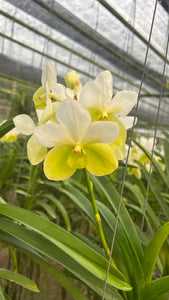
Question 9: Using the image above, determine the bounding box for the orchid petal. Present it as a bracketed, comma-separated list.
[13, 115, 35, 135]
[44, 144, 75, 181]
[27, 135, 47, 165]
[119, 116, 137, 129]
[109, 91, 137, 115]
[85, 143, 118, 176]
[39, 98, 53, 124]
[109, 115, 127, 147]
[52, 83, 67, 100]
[41, 61, 57, 89]
[112, 143, 126, 160]
[95, 70, 113, 107]
[34, 122, 70, 148]
[79, 81, 103, 110]
[82, 121, 119, 144]
[33, 87, 46, 110]
[56, 100, 91, 143]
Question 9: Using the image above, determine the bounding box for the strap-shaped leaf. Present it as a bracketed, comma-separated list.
[43, 194, 71, 231]
[124, 181, 160, 229]
[140, 276, 169, 300]
[163, 139, 169, 181]
[0, 220, 124, 299]
[137, 161, 169, 219]
[0, 231, 88, 300]
[90, 175, 143, 261]
[0, 268, 39, 292]
[0, 119, 15, 138]
[143, 222, 169, 285]
[0, 204, 131, 291]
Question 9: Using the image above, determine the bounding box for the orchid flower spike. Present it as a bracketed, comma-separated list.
[79, 71, 138, 154]
[34, 100, 120, 181]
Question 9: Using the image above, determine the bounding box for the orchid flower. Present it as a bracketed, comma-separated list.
[79, 71, 138, 159]
[33, 61, 60, 123]
[13, 113, 47, 165]
[127, 137, 164, 178]
[34, 100, 120, 181]
[13, 61, 62, 164]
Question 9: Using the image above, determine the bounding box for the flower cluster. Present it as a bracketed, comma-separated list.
[14, 61, 138, 181]
[127, 137, 164, 178]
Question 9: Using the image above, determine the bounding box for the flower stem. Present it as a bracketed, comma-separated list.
[83, 168, 116, 267]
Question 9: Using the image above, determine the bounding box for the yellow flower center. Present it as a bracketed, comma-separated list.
[74, 144, 82, 153]
[67, 145, 87, 169]
[101, 111, 109, 120]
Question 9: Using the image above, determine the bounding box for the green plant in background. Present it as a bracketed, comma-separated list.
[0, 61, 168, 300]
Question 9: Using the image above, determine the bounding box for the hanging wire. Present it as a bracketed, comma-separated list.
[39, 0, 55, 69]
[7, 0, 21, 57]
[139, 10, 169, 240]
[101, 0, 158, 298]
[88, 0, 100, 77]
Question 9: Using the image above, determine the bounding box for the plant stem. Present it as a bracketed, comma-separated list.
[83, 168, 116, 267]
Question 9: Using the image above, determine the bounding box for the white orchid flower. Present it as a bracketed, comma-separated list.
[13, 62, 60, 165]
[79, 71, 138, 159]
[34, 100, 120, 181]
[13, 112, 48, 165]
[33, 61, 58, 114]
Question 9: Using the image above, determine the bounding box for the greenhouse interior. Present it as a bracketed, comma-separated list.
[0, 0, 169, 299]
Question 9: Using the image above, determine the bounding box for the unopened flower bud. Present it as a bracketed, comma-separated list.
[65, 71, 80, 89]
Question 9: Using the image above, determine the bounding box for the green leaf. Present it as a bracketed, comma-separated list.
[0, 119, 15, 138]
[140, 276, 169, 300]
[0, 231, 88, 300]
[96, 201, 143, 299]
[0, 268, 39, 292]
[0, 197, 6, 204]
[58, 184, 95, 223]
[33, 201, 57, 219]
[137, 162, 169, 219]
[124, 181, 160, 230]
[43, 194, 71, 231]
[143, 222, 169, 285]
[0, 286, 6, 300]
[0, 223, 124, 299]
[90, 175, 143, 261]
[163, 139, 169, 181]
[0, 204, 131, 291]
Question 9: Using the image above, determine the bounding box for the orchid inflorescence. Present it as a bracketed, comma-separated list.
[14, 61, 138, 181]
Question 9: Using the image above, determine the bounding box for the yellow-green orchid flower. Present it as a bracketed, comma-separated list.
[79, 71, 137, 159]
[127, 137, 164, 178]
[34, 100, 120, 181]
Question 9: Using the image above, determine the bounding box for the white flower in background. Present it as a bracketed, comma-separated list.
[34, 100, 120, 181]
[79, 70, 137, 159]
[33, 61, 58, 116]
[13, 61, 62, 165]
[127, 137, 164, 178]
